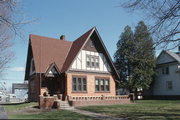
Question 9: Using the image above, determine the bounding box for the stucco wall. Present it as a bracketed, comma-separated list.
[70, 50, 111, 72]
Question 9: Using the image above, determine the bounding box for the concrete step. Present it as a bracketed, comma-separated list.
[55, 100, 73, 109]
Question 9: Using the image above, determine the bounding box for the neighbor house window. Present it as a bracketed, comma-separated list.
[166, 81, 173, 90]
[166, 67, 169, 74]
[162, 67, 169, 75]
[86, 55, 99, 68]
[72, 76, 87, 92]
[95, 78, 110, 92]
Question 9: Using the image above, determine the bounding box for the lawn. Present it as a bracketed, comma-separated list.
[9, 110, 95, 120]
[3, 102, 38, 112]
[3, 102, 95, 120]
[79, 100, 180, 120]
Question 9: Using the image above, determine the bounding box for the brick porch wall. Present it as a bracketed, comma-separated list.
[66, 73, 116, 97]
[69, 98, 130, 107]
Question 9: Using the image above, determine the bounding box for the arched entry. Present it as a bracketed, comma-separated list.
[41, 63, 65, 96]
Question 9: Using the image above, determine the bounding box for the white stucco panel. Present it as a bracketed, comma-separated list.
[70, 50, 111, 72]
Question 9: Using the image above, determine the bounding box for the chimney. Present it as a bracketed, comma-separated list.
[60, 35, 65, 40]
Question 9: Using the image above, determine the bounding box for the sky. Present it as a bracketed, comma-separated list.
[0, 0, 148, 89]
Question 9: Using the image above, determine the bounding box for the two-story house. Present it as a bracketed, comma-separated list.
[24, 27, 130, 107]
[153, 49, 180, 99]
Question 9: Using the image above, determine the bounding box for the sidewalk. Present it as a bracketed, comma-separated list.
[0, 105, 8, 119]
[69, 108, 127, 120]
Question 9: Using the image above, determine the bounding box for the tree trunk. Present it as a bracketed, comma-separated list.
[134, 88, 138, 100]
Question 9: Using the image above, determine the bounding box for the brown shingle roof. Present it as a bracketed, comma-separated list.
[26, 27, 119, 80]
[61, 27, 94, 72]
[30, 34, 72, 73]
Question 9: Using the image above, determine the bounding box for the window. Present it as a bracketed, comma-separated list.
[30, 58, 35, 75]
[51, 67, 58, 74]
[72, 76, 87, 92]
[31, 59, 35, 71]
[162, 67, 169, 75]
[95, 78, 110, 92]
[72, 78, 77, 91]
[86, 55, 99, 68]
[166, 67, 169, 74]
[166, 81, 173, 90]
[90, 41, 95, 47]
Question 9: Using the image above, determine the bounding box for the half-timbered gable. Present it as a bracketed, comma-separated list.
[70, 32, 112, 72]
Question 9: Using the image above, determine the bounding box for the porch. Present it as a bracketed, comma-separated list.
[39, 94, 131, 109]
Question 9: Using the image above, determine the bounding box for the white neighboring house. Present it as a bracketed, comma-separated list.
[0, 91, 8, 103]
[153, 49, 180, 97]
[0, 91, 18, 103]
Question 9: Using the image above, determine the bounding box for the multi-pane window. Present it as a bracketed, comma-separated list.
[95, 78, 110, 92]
[162, 67, 169, 75]
[72, 77, 87, 92]
[166, 81, 173, 90]
[86, 55, 99, 68]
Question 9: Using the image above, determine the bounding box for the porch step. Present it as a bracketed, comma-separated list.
[55, 100, 74, 110]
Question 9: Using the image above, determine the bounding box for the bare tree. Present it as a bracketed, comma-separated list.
[0, 0, 15, 76]
[0, 0, 32, 76]
[121, 0, 180, 49]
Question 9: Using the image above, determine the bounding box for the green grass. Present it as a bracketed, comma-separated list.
[3, 102, 38, 112]
[3, 102, 95, 120]
[8, 110, 94, 120]
[79, 100, 180, 120]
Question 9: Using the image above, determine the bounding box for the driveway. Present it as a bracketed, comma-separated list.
[0, 105, 8, 119]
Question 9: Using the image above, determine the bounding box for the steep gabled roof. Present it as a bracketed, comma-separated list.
[61, 27, 94, 72]
[157, 50, 180, 63]
[165, 51, 180, 63]
[25, 27, 120, 80]
[27, 34, 72, 74]
[44, 62, 61, 77]
[62, 27, 120, 80]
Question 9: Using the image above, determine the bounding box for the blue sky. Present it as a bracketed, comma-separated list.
[1, 0, 146, 89]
